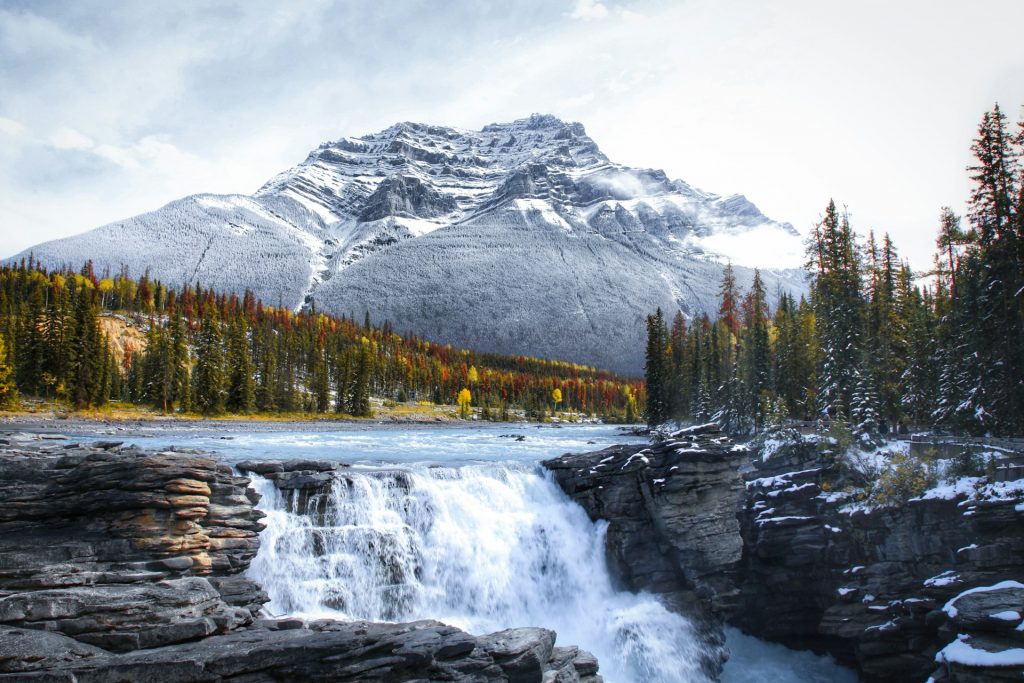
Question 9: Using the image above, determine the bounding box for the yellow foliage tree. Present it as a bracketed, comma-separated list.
[467, 365, 479, 385]
[457, 387, 472, 419]
[552, 387, 562, 411]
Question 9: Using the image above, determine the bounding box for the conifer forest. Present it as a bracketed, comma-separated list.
[0, 265, 641, 420]
[643, 103, 1024, 438]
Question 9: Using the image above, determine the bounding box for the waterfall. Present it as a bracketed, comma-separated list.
[247, 462, 718, 683]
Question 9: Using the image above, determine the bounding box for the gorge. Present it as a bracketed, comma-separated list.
[2, 422, 1019, 682]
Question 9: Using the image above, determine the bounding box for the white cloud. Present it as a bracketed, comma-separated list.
[0, 117, 24, 136]
[568, 0, 608, 21]
[49, 127, 95, 150]
[2, 0, 1024, 270]
[0, 7, 95, 56]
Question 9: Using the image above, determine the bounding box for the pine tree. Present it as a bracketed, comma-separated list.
[718, 263, 740, 336]
[226, 316, 255, 413]
[935, 104, 1023, 434]
[850, 370, 882, 447]
[717, 341, 751, 436]
[809, 201, 863, 420]
[0, 334, 15, 408]
[15, 288, 46, 395]
[643, 309, 670, 426]
[312, 344, 330, 413]
[333, 347, 351, 413]
[70, 283, 102, 409]
[742, 269, 770, 426]
[898, 271, 937, 428]
[192, 305, 226, 416]
[169, 305, 191, 412]
[347, 340, 372, 417]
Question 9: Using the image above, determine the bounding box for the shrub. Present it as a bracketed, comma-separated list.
[869, 451, 936, 506]
[947, 447, 984, 481]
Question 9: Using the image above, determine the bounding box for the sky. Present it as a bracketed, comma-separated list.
[1, 0, 1022, 268]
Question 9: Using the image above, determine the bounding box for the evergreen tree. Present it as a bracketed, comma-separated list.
[70, 283, 102, 409]
[15, 288, 46, 395]
[192, 305, 226, 415]
[226, 316, 255, 413]
[741, 269, 770, 426]
[718, 263, 740, 336]
[809, 200, 863, 419]
[169, 305, 191, 412]
[850, 370, 882, 446]
[347, 341, 373, 417]
[0, 334, 15, 408]
[643, 309, 670, 426]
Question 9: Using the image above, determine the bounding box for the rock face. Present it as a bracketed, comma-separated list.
[0, 433, 601, 682]
[543, 425, 1024, 683]
[543, 423, 748, 619]
[735, 434, 1024, 682]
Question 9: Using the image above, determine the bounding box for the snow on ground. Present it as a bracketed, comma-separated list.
[936, 635, 1024, 667]
[943, 581, 1024, 618]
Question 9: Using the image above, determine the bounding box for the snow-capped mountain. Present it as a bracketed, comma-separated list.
[13, 114, 806, 374]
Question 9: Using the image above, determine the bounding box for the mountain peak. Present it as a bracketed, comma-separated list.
[14, 115, 806, 373]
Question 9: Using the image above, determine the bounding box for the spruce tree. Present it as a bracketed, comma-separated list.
[226, 316, 255, 413]
[643, 309, 669, 426]
[70, 283, 102, 409]
[0, 334, 15, 408]
[192, 305, 226, 416]
[169, 305, 191, 411]
[347, 341, 372, 417]
[809, 200, 863, 420]
[850, 370, 882, 447]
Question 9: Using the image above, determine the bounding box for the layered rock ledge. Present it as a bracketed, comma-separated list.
[0, 432, 601, 682]
[543, 424, 1024, 683]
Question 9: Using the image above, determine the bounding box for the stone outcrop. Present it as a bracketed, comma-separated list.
[0, 433, 268, 651]
[0, 433, 601, 683]
[543, 425, 1024, 683]
[0, 620, 598, 682]
[735, 433, 1024, 682]
[543, 424, 748, 618]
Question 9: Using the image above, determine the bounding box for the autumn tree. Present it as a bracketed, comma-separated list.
[458, 387, 472, 419]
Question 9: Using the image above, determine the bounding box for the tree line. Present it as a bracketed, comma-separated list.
[645, 103, 1024, 438]
[0, 263, 642, 420]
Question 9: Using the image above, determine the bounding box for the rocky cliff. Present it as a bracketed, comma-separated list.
[543, 425, 1024, 682]
[0, 432, 601, 682]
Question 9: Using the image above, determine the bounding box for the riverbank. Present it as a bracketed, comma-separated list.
[0, 399, 611, 432]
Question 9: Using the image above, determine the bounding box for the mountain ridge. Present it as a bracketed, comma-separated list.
[12, 114, 807, 373]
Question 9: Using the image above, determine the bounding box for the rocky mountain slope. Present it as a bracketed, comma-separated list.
[12, 114, 806, 373]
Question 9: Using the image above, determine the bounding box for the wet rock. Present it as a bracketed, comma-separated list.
[0, 436, 601, 682]
[734, 434, 1024, 682]
[545, 426, 1024, 682]
[543, 423, 747, 618]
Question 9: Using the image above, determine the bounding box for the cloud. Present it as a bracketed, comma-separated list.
[0, 7, 95, 57]
[0, 117, 24, 137]
[1, 0, 1024, 269]
[49, 127, 94, 151]
[568, 0, 609, 21]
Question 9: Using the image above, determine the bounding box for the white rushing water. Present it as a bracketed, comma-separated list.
[248, 462, 717, 683]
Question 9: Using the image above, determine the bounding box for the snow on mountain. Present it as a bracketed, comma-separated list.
[12, 114, 807, 374]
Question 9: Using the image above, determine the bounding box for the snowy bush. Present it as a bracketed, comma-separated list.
[868, 451, 937, 506]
